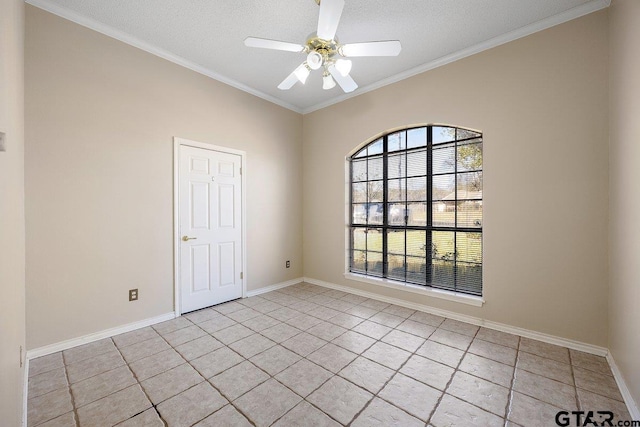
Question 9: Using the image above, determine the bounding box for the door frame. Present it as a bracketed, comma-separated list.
[173, 137, 247, 316]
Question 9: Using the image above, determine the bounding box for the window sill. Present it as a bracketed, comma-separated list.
[343, 273, 485, 307]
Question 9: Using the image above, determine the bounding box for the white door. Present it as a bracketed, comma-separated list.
[179, 144, 243, 313]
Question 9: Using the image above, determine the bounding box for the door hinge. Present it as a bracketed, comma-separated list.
[240, 272, 243, 279]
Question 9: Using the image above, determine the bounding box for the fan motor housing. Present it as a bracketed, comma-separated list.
[306, 36, 338, 59]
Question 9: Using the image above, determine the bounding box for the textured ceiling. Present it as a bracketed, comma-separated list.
[27, 0, 609, 113]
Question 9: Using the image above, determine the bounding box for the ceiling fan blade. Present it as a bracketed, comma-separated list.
[317, 0, 345, 40]
[340, 40, 402, 57]
[278, 63, 308, 90]
[328, 64, 358, 93]
[244, 37, 305, 53]
[278, 71, 299, 90]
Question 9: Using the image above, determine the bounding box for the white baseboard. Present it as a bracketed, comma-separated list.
[26, 277, 304, 361]
[607, 353, 640, 419]
[22, 275, 638, 420]
[26, 312, 176, 360]
[245, 277, 303, 297]
[303, 277, 608, 357]
[304, 277, 640, 417]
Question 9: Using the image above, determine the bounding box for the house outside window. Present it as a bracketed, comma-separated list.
[348, 125, 483, 297]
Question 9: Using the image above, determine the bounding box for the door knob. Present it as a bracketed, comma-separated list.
[182, 236, 197, 241]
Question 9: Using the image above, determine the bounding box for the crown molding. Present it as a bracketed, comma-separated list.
[301, 0, 611, 114]
[26, 0, 610, 115]
[25, 0, 303, 114]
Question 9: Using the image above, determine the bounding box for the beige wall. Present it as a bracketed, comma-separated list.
[609, 0, 640, 412]
[303, 11, 609, 346]
[23, 0, 629, 379]
[0, 0, 26, 423]
[25, 6, 303, 350]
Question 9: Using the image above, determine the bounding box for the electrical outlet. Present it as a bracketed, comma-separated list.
[129, 289, 138, 301]
[286, 260, 290, 268]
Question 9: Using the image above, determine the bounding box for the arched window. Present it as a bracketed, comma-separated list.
[348, 126, 483, 296]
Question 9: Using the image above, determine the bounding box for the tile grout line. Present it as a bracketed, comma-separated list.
[213, 288, 343, 425]
[241, 313, 347, 426]
[169, 315, 265, 427]
[209, 294, 600, 422]
[58, 346, 125, 382]
[214, 293, 387, 426]
[429, 329, 618, 415]
[30, 284, 624, 427]
[113, 332, 173, 427]
[346, 317, 444, 426]
[460, 334, 575, 422]
[261, 290, 510, 425]
[62, 344, 87, 427]
[169, 320, 262, 426]
[139, 317, 203, 426]
[201, 293, 339, 425]
[569, 349, 581, 412]
[425, 324, 480, 426]
[314, 304, 428, 422]
[187, 288, 623, 424]
[152, 320, 242, 426]
[24, 373, 73, 426]
[38, 295, 361, 427]
[503, 335, 522, 427]
[269, 378, 340, 426]
[33, 340, 155, 425]
[427, 336, 520, 419]
[214, 393, 258, 427]
[266, 316, 380, 426]
[512, 347, 594, 409]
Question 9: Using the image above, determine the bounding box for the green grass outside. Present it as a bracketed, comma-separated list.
[352, 228, 482, 266]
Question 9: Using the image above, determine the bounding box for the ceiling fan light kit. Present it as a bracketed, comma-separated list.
[244, 0, 401, 94]
[307, 51, 323, 70]
[335, 58, 352, 76]
[294, 64, 311, 84]
[322, 72, 337, 90]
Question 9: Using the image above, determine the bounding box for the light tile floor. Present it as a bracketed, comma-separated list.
[27, 282, 631, 427]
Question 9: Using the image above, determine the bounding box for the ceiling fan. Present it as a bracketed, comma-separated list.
[244, 0, 401, 93]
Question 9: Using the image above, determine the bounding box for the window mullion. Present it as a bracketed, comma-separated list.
[382, 135, 388, 278]
[403, 152, 407, 282]
[350, 156, 354, 272]
[365, 157, 369, 273]
[426, 126, 433, 285]
[453, 132, 458, 291]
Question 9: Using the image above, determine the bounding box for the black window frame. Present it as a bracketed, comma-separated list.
[348, 125, 483, 297]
